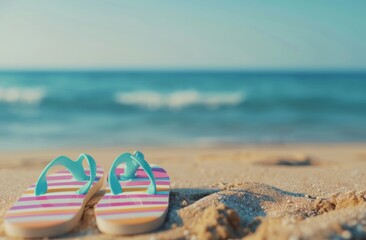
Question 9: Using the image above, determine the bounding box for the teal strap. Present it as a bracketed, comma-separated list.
[34, 154, 97, 196]
[109, 151, 156, 195]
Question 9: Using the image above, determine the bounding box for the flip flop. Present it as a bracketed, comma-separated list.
[4, 154, 104, 238]
[95, 151, 170, 235]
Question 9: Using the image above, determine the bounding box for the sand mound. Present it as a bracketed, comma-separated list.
[162, 183, 366, 240]
[171, 182, 312, 239]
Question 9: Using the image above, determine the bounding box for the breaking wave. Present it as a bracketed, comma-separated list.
[115, 90, 245, 109]
[0, 87, 45, 105]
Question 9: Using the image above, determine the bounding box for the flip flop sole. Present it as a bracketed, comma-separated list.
[4, 166, 104, 238]
[95, 164, 170, 235]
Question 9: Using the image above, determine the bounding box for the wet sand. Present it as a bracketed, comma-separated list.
[1, 143, 366, 239]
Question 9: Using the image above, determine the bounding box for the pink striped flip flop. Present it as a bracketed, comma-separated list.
[4, 154, 104, 238]
[95, 151, 170, 235]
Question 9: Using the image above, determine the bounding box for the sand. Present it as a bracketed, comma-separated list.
[1, 143, 366, 239]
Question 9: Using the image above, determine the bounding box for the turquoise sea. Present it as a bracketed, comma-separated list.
[0, 71, 365, 150]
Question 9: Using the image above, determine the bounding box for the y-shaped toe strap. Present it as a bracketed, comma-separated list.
[34, 154, 97, 196]
[108, 151, 156, 195]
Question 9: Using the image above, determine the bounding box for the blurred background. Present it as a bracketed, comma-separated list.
[0, 1, 365, 150]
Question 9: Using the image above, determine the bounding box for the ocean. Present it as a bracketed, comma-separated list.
[0, 71, 365, 150]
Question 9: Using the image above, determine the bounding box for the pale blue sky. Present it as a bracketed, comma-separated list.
[0, 1, 366, 70]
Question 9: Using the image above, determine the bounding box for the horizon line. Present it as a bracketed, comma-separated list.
[0, 67, 366, 74]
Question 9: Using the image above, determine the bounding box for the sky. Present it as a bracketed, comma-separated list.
[0, 1, 366, 70]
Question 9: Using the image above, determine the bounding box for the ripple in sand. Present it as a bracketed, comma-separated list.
[254, 154, 318, 166]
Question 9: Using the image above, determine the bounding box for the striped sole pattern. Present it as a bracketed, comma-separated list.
[5, 166, 104, 228]
[95, 164, 170, 226]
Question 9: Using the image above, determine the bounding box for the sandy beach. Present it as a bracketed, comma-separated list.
[1, 143, 366, 239]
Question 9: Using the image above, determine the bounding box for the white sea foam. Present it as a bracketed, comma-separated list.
[0, 87, 45, 104]
[115, 90, 244, 109]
